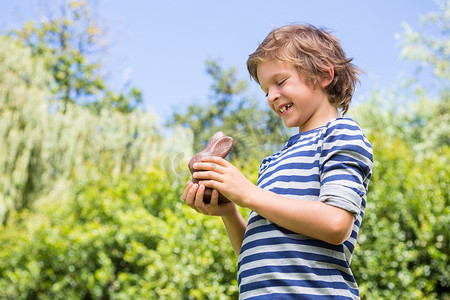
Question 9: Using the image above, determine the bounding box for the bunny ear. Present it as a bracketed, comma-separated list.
[205, 131, 225, 149]
[210, 136, 234, 158]
[188, 131, 234, 175]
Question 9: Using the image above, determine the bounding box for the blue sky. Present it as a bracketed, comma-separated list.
[0, 0, 438, 123]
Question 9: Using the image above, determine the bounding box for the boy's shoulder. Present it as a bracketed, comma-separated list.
[282, 118, 363, 151]
[324, 117, 363, 132]
[321, 117, 372, 148]
[321, 117, 370, 141]
[322, 117, 373, 155]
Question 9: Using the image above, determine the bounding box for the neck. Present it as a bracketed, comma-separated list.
[299, 105, 339, 133]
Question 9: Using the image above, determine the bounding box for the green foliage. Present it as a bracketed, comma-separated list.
[349, 5, 450, 291]
[0, 34, 55, 222]
[170, 59, 291, 163]
[0, 166, 238, 299]
[0, 1, 448, 299]
[350, 97, 449, 299]
[0, 34, 187, 223]
[398, 0, 450, 83]
[12, 0, 142, 113]
[348, 5, 450, 295]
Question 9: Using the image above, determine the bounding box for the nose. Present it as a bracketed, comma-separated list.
[267, 89, 280, 103]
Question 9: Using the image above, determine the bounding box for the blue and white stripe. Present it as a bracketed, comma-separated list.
[238, 118, 373, 299]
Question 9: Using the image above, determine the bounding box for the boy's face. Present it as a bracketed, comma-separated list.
[257, 59, 336, 133]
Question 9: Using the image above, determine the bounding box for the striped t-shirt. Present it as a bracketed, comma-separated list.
[237, 118, 373, 299]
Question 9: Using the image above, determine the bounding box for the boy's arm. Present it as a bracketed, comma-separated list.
[193, 157, 354, 245]
[245, 188, 354, 245]
[221, 208, 247, 255]
[198, 187, 246, 255]
[182, 181, 246, 255]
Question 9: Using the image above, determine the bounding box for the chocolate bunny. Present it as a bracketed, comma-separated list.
[188, 131, 234, 203]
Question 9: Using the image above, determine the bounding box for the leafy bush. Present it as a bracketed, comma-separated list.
[0, 34, 193, 223]
[350, 97, 449, 299]
[0, 166, 239, 299]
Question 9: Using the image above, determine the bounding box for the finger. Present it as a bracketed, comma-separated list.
[201, 156, 230, 167]
[192, 161, 226, 173]
[185, 183, 199, 207]
[181, 181, 193, 201]
[197, 179, 218, 191]
[194, 184, 208, 213]
[209, 189, 219, 211]
[192, 170, 223, 182]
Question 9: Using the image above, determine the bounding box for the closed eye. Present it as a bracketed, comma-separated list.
[277, 78, 287, 86]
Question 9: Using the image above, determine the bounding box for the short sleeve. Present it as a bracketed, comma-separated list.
[318, 119, 373, 215]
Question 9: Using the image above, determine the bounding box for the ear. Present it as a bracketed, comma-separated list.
[209, 136, 234, 158]
[321, 66, 334, 89]
[205, 131, 225, 149]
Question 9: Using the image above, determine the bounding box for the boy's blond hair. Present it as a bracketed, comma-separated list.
[247, 24, 361, 115]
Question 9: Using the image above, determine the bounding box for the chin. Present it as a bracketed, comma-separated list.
[282, 119, 298, 128]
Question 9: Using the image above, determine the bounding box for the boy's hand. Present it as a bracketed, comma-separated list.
[192, 156, 256, 208]
[181, 181, 237, 216]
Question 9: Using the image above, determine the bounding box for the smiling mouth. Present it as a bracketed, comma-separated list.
[279, 104, 293, 114]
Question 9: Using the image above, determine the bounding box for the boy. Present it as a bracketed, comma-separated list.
[181, 24, 373, 299]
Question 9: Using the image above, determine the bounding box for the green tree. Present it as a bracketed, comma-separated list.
[350, 96, 449, 299]
[397, 0, 449, 150]
[398, 0, 449, 84]
[0, 33, 182, 223]
[0, 35, 55, 223]
[12, 0, 142, 113]
[349, 1, 449, 298]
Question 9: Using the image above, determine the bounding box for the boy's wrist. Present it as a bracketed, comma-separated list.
[238, 185, 261, 210]
[221, 205, 240, 220]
